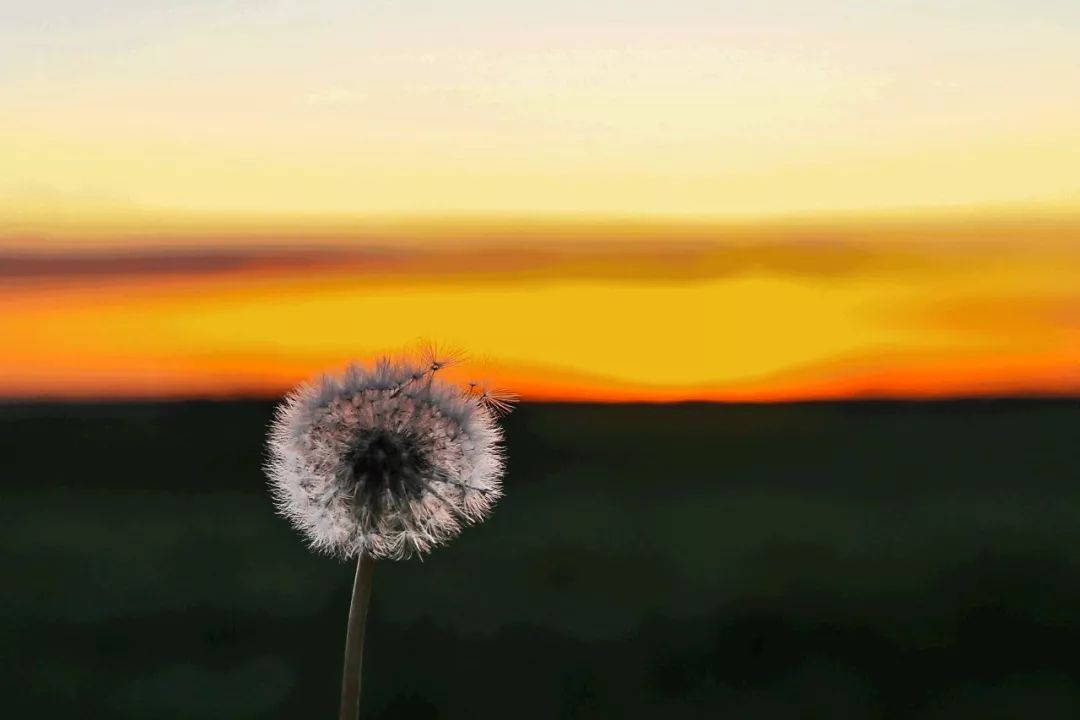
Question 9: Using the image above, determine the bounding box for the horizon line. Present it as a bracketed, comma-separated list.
[4, 390, 1079, 407]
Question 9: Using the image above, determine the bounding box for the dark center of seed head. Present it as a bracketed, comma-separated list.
[350, 430, 428, 502]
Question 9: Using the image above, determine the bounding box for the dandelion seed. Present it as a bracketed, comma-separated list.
[418, 339, 467, 374]
[264, 348, 513, 720]
[476, 385, 520, 417]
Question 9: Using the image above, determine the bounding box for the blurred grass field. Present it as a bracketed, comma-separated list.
[3, 400, 1080, 718]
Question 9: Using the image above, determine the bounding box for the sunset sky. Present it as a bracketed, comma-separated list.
[2, 2, 1079, 400]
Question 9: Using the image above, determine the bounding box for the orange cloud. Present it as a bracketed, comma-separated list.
[2, 215, 1078, 401]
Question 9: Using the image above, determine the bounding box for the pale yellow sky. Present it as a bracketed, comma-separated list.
[3, 1, 1080, 221]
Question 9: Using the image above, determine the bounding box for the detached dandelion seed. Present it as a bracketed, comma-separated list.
[265, 349, 512, 719]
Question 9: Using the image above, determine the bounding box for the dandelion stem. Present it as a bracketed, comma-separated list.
[340, 553, 375, 720]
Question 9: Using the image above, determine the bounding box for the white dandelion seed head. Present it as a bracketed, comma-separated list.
[265, 352, 512, 560]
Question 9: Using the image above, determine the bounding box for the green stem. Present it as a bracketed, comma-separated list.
[339, 553, 375, 720]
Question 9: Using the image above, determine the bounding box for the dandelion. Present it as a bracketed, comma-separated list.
[265, 348, 512, 719]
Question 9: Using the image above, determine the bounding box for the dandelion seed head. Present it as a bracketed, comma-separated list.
[265, 352, 511, 560]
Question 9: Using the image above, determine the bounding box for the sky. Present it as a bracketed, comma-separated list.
[1, 2, 1079, 400]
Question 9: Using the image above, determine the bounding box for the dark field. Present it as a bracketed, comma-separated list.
[3, 400, 1080, 719]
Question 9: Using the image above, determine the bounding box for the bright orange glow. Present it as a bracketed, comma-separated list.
[2, 216, 1078, 401]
